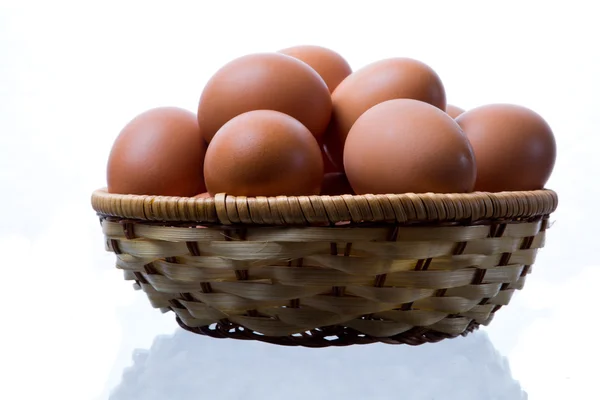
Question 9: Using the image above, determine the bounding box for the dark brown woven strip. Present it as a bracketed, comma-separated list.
[175, 316, 480, 348]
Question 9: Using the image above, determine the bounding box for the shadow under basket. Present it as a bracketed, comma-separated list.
[92, 188, 558, 348]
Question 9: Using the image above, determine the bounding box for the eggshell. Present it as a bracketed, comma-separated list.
[197, 52, 332, 142]
[107, 107, 207, 196]
[446, 104, 465, 118]
[320, 172, 354, 195]
[317, 136, 341, 173]
[455, 104, 556, 191]
[322, 150, 339, 173]
[344, 99, 476, 195]
[278, 45, 352, 93]
[204, 110, 323, 197]
[325, 57, 447, 168]
[193, 192, 211, 198]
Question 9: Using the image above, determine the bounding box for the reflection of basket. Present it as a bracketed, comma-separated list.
[92, 188, 557, 348]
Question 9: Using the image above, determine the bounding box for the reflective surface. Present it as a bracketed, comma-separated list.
[1, 1, 598, 399]
[111, 329, 526, 400]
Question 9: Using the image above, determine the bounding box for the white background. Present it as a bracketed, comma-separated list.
[1, 0, 598, 398]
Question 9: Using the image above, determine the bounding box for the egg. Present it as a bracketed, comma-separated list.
[318, 138, 341, 173]
[324, 57, 447, 168]
[344, 99, 476, 195]
[203, 110, 323, 197]
[197, 52, 332, 143]
[322, 150, 340, 173]
[193, 192, 211, 198]
[456, 104, 557, 192]
[446, 104, 465, 118]
[278, 45, 352, 93]
[107, 107, 207, 197]
[320, 172, 354, 195]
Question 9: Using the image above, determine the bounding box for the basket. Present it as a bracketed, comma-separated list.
[91, 188, 558, 348]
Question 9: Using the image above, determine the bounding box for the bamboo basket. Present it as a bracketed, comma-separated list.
[91, 188, 558, 347]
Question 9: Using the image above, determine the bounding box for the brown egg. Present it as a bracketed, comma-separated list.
[204, 110, 323, 197]
[320, 172, 354, 195]
[193, 192, 211, 198]
[278, 45, 352, 93]
[456, 104, 556, 192]
[324, 57, 447, 168]
[107, 107, 207, 196]
[322, 148, 341, 173]
[197, 52, 332, 142]
[344, 99, 476, 195]
[446, 104, 465, 118]
[317, 136, 341, 173]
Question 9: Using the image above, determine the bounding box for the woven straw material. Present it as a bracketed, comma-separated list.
[92, 188, 558, 347]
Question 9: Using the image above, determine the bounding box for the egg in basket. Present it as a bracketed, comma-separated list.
[92, 46, 557, 347]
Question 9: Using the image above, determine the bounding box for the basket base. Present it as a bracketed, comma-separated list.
[175, 316, 481, 348]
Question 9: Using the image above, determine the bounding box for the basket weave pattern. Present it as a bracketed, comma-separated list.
[93, 189, 557, 347]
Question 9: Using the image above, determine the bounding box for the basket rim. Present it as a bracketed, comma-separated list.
[91, 187, 558, 226]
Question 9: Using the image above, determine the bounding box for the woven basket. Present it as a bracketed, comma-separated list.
[92, 188, 558, 347]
